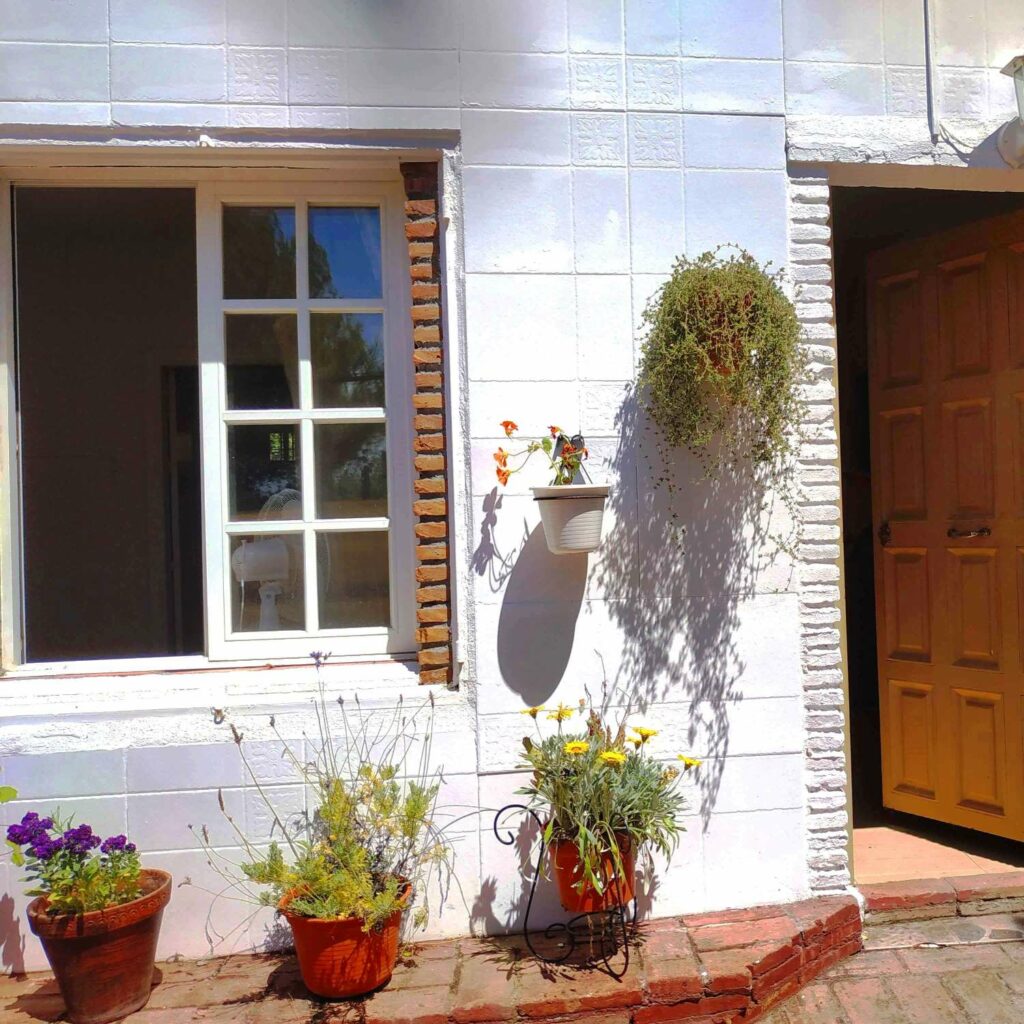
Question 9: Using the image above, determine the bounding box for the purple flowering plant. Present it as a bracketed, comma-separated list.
[5, 811, 142, 914]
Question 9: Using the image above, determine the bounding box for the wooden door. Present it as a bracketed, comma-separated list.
[869, 210, 1024, 839]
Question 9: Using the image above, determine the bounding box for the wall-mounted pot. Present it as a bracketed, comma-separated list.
[531, 484, 609, 555]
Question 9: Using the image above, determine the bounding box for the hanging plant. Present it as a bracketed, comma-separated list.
[637, 247, 803, 481]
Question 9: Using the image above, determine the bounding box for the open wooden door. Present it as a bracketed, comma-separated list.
[868, 209, 1024, 839]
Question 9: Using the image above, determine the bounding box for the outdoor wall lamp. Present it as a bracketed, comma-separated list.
[998, 55, 1024, 168]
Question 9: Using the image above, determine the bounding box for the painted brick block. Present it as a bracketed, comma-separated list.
[0, 42, 108, 101]
[110, 0, 225, 44]
[111, 44, 226, 102]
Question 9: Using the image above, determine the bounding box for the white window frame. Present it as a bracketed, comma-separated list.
[0, 167, 417, 671]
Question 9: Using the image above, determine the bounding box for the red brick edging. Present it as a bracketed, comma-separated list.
[861, 870, 1024, 924]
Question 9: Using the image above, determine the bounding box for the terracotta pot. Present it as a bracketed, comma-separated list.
[550, 835, 635, 913]
[27, 868, 171, 1024]
[279, 883, 411, 999]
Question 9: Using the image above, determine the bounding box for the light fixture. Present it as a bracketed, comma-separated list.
[998, 55, 1024, 168]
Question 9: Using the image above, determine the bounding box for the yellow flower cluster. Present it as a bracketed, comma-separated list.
[598, 750, 626, 767]
[563, 740, 589, 756]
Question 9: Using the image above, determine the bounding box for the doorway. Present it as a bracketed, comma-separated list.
[834, 185, 1024, 883]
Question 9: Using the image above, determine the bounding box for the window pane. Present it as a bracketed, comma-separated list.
[228, 424, 300, 521]
[308, 206, 382, 299]
[315, 423, 387, 519]
[317, 531, 390, 628]
[223, 206, 296, 299]
[226, 314, 298, 409]
[311, 313, 385, 408]
[230, 534, 305, 632]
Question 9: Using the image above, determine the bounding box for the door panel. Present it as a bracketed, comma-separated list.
[870, 210, 1024, 839]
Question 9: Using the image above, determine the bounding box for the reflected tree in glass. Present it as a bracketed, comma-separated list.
[223, 206, 296, 299]
[312, 313, 385, 408]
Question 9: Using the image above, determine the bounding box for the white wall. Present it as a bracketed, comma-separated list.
[1, 0, 1020, 969]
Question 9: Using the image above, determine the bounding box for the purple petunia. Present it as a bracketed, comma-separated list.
[61, 824, 101, 858]
[99, 834, 136, 855]
[28, 835, 65, 862]
[6, 812, 54, 847]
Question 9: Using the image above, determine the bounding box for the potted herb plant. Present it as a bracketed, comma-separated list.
[197, 654, 452, 1000]
[6, 814, 170, 1024]
[518, 701, 698, 912]
[494, 421, 609, 555]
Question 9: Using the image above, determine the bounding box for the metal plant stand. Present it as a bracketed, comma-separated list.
[493, 803, 637, 978]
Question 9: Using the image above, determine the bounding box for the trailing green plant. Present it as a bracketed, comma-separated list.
[517, 700, 698, 896]
[193, 653, 453, 933]
[638, 247, 803, 483]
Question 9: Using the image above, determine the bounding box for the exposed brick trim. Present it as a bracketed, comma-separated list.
[787, 170, 853, 893]
[862, 871, 1024, 924]
[401, 162, 452, 684]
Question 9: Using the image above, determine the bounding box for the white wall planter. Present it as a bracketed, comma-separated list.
[531, 484, 610, 555]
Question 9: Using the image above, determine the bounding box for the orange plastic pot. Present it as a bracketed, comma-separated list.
[27, 868, 171, 1024]
[279, 884, 410, 999]
[550, 835, 635, 913]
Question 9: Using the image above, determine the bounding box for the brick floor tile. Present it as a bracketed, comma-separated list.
[633, 992, 748, 1023]
[515, 960, 644, 1018]
[887, 974, 972, 1024]
[452, 950, 517, 1022]
[680, 905, 786, 930]
[822, 948, 905, 978]
[697, 947, 759, 994]
[387, 952, 458, 991]
[998, 963, 1024, 993]
[941, 968, 1024, 1024]
[690, 917, 797, 953]
[645, 956, 706, 1002]
[897, 942, 1011, 974]
[772, 980, 845, 1023]
[362, 984, 453, 1024]
[832, 977, 906, 1023]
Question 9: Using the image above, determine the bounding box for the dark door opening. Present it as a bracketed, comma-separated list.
[834, 185, 1024, 881]
[14, 187, 203, 661]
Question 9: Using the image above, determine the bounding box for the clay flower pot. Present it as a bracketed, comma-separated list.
[279, 883, 411, 999]
[531, 484, 610, 555]
[550, 835, 635, 913]
[27, 868, 171, 1024]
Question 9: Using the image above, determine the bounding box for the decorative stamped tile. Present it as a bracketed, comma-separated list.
[569, 55, 625, 109]
[571, 113, 626, 164]
[628, 113, 681, 165]
[626, 57, 680, 109]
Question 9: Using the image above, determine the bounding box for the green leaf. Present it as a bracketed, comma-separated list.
[0, 786, 17, 804]
[541, 437, 553, 453]
[7, 840, 23, 866]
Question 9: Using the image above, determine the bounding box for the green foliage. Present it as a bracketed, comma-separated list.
[196, 655, 452, 933]
[517, 703, 694, 897]
[0, 786, 17, 804]
[638, 247, 803, 478]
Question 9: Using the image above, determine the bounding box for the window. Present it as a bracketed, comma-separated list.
[5, 178, 414, 667]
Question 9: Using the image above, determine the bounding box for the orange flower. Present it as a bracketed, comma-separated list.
[548, 425, 562, 438]
[561, 443, 577, 456]
[496, 467, 511, 486]
[500, 420, 518, 438]
[493, 447, 509, 468]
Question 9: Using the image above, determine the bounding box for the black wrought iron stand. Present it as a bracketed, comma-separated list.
[493, 803, 637, 978]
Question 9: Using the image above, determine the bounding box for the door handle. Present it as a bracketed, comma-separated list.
[947, 526, 991, 540]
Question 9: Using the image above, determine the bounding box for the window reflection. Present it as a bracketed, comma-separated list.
[227, 424, 300, 521]
[308, 207, 382, 299]
[311, 313, 385, 408]
[317, 531, 390, 628]
[223, 206, 296, 299]
[314, 423, 387, 518]
[225, 314, 299, 409]
[230, 533, 304, 632]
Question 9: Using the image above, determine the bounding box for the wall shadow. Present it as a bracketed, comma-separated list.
[0, 893, 25, 975]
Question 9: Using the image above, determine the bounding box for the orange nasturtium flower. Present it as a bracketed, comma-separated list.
[563, 740, 590, 756]
[548, 425, 562, 438]
[494, 447, 509, 468]
[500, 420, 518, 437]
[496, 467, 511, 486]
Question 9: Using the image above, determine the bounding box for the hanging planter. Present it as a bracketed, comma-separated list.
[494, 421, 608, 555]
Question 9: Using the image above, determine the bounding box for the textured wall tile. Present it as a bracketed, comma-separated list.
[111, 44, 225, 102]
[462, 110, 570, 166]
[576, 274, 634, 380]
[227, 0, 286, 45]
[937, 67, 988, 118]
[933, 0, 986, 67]
[881, 0, 925, 66]
[569, 55, 625, 108]
[346, 0, 457, 50]
[987, 0, 1024, 70]
[128, 789, 244, 851]
[111, 102, 228, 126]
[682, 58, 784, 113]
[785, 62, 885, 115]
[629, 167, 684, 274]
[626, 57, 681, 109]
[288, 105, 349, 128]
[885, 66, 926, 116]
[681, 0, 783, 59]
[228, 47, 285, 103]
[287, 49, 346, 105]
[347, 106, 459, 130]
[228, 103, 288, 126]
[287, 0, 349, 47]
[460, 0, 567, 52]
[571, 112, 626, 165]
[465, 274, 576, 380]
[127, 744, 244, 793]
[0, 0, 107, 42]
[3, 749, 124, 799]
[625, 0, 680, 55]
[0, 99, 109, 123]
[782, 0, 883, 63]
[110, 0, 225, 44]
[463, 167, 573, 273]
[568, 0, 623, 53]
[462, 52, 569, 108]
[349, 49, 460, 107]
[628, 112, 681, 165]
[682, 113, 785, 169]
[573, 167, 629, 273]
[0, 42, 107, 101]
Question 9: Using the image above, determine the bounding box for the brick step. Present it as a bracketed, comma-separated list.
[861, 871, 1024, 925]
[0, 895, 863, 1024]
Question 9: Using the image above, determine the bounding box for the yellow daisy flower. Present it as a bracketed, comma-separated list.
[598, 750, 626, 767]
[677, 755, 702, 770]
[520, 706, 545, 718]
[631, 726, 658, 744]
[628, 737, 643, 749]
[547, 703, 574, 722]
[563, 740, 590, 756]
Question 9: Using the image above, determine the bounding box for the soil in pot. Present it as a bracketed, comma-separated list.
[27, 868, 171, 1024]
[550, 835, 635, 913]
[279, 884, 411, 999]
